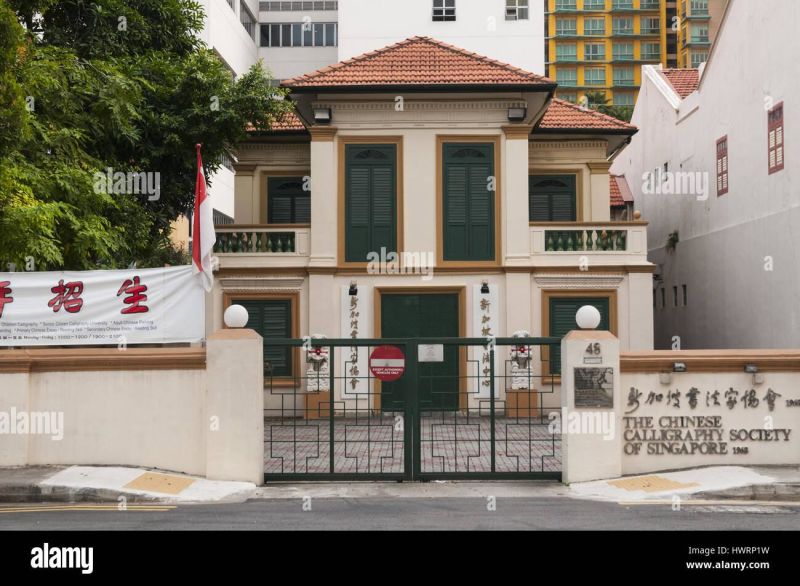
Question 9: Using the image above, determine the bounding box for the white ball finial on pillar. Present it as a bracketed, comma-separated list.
[224, 304, 249, 328]
[576, 305, 601, 330]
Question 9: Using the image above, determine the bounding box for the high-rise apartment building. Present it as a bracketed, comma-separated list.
[546, 0, 668, 107]
[675, 0, 728, 68]
[545, 0, 723, 107]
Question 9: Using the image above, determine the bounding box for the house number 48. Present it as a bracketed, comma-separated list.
[585, 343, 602, 356]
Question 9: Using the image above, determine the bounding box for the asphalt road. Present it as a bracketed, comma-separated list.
[0, 498, 798, 530]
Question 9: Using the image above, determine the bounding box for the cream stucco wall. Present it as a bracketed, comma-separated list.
[216, 92, 654, 416]
[1, 333, 265, 484]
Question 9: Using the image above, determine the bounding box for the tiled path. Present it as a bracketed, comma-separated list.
[264, 414, 561, 475]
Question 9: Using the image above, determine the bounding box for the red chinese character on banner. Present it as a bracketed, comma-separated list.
[117, 276, 149, 314]
[48, 280, 84, 313]
[0, 281, 13, 318]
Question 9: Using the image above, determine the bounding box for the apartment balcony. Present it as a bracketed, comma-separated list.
[214, 224, 310, 268]
[529, 222, 648, 266]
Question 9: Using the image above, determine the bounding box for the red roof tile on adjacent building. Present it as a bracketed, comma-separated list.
[246, 110, 307, 133]
[270, 110, 306, 131]
[610, 176, 625, 207]
[538, 98, 636, 132]
[660, 68, 700, 98]
[610, 175, 634, 208]
[283, 36, 554, 89]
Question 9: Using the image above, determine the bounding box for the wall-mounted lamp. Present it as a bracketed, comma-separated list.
[672, 362, 687, 373]
[313, 107, 332, 124]
[507, 107, 527, 122]
[348, 281, 358, 296]
[659, 372, 672, 385]
[745, 364, 764, 385]
[480, 280, 490, 294]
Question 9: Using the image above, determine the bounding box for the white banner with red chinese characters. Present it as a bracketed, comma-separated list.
[0, 266, 205, 346]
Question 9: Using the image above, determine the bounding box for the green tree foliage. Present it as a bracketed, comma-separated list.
[0, 0, 290, 270]
[583, 90, 633, 123]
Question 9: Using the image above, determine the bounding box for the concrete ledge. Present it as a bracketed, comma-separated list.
[621, 349, 800, 372]
[0, 347, 206, 373]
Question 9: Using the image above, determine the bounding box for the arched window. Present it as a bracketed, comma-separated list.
[529, 175, 577, 221]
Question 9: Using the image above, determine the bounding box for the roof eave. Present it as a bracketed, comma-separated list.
[534, 127, 638, 136]
[284, 83, 557, 94]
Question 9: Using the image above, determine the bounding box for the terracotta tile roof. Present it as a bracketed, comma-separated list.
[660, 68, 700, 98]
[283, 36, 554, 90]
[250, 99, 636, 136]
[270, 110, 306, 131]
[610, 176, 625, 207]
[246, 110, 307, 133]
[610, 175, 634, 207]
[538, 98, 637, 132]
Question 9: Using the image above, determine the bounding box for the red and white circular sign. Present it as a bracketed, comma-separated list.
[369, 345, 406, 382]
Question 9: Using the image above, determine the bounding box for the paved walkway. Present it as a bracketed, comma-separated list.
[264, 414, 561, 475]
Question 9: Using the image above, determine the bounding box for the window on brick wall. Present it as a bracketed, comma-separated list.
[768, 102, 785, 174]
[716, 136, 729, 196]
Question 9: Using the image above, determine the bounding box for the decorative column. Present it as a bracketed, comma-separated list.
[587, 161, 613, 222]
[308, 126, 338, 343]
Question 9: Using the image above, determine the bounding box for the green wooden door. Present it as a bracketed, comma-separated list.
[380, 294, 459, 411]
[443, 143, 495, 261]
[345, 144, 397, 262]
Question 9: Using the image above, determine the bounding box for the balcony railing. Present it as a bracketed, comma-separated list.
[530, 222, 648, 262]
[216, 230, 296, 253]
[214, 225, 310, 267]
[544, 228, 626, 251]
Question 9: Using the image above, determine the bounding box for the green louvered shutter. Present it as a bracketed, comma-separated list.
[529, 175, 577, 221]
[345, 144, 397, 262]
[238, 300, 292, 377]
[268, 177, 310, 224]
[443, 144, 495, 260]
[548, 297, 610, 375]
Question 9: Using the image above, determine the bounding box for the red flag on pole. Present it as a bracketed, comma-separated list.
[192, 144, 215, 291]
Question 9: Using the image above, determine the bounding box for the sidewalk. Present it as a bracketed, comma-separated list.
[0, 465, 798, 504]
[569, 466, 800, 504]
[0, 466, 256, 504]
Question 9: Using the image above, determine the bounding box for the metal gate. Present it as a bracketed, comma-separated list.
[263, 337, 562, 482]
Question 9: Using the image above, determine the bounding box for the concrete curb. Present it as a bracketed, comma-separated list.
[696, 483, 800, 502]
[0, 485, 163, 504]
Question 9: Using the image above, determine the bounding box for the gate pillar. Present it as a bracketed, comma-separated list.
[206, 328, 264, 484]
[560, 323, 622, 484]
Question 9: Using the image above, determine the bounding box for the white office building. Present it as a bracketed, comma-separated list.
[257, 0, 545, 81]
[611, 0, 800, 349]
